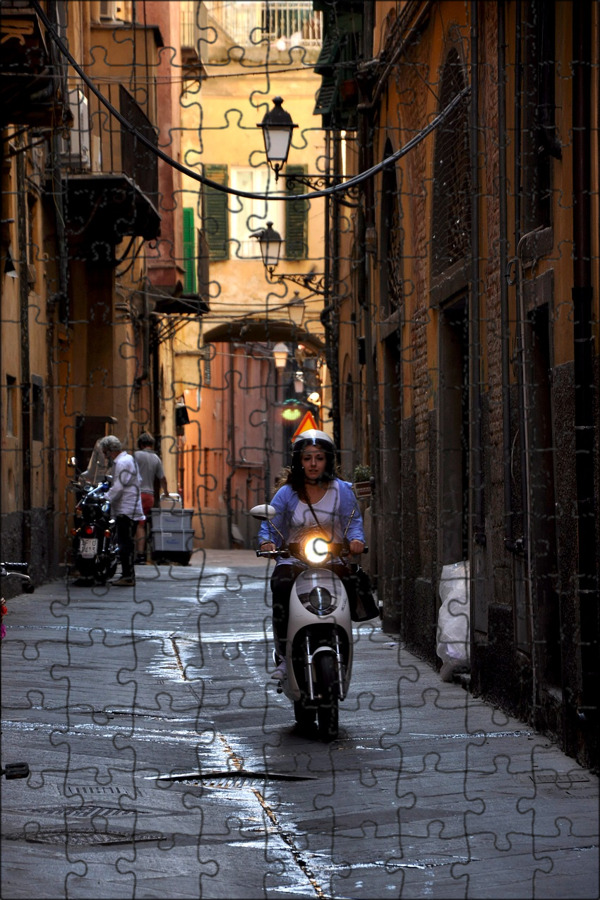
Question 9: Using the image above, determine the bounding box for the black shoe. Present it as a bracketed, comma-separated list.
[135, 555, 146, 565]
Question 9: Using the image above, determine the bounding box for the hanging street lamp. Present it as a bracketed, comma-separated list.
[253, 222, 328, 296]
[257, 96, 298, 180]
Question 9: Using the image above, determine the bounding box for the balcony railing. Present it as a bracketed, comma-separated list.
[61, 82, 160, 242]
[205, 1, 322, 54]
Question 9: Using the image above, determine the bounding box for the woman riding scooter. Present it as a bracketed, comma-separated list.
[258, 430, 366, 682]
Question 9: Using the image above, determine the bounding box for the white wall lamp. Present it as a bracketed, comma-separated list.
[253, 223, 327, 296]
[4, 247, 18, 278]
[272, 342, 289, 370]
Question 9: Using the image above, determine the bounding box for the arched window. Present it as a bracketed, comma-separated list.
[431, 48, 471, 280]
[379, 138, 404, 319]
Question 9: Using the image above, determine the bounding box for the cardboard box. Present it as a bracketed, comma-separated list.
[151, 529, 195, 553]
[150, 508, 194, 531]
[159, 493, 183, 511]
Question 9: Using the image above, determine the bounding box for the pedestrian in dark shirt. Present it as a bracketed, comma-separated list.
[134, 432, 169, 564]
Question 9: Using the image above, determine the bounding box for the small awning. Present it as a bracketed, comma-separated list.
[152, 293, 209, 316]
[203, 318, 325, 353]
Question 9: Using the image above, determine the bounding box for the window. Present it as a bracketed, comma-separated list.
[285, 165, 308, 259]
[183, 207, 196, 292]
[229, 167, 285, 259]
[199, 345, 212, 386]
[521, 0, 558, 232]
[31, 375, 44, 443]
[6, 375, 17, 436]
[204, 164, 307, 261]
[204, 164, 229, 260]
[431, 48, 471, 279]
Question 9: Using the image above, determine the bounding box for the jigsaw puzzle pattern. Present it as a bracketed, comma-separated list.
[1, 2, 598, 898]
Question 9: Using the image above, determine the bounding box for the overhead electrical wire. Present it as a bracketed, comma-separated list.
[32, 0, 470, 203]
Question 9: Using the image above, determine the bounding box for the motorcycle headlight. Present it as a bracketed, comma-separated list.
[308, 585, 335, 614]
[303, 536, 332, 565]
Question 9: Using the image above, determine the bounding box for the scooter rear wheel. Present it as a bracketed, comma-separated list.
[314, 653, 339, 741]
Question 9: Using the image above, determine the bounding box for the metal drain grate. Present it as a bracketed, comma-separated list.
[4, 827, 164, 846]
[531, 772, 591, 785]
[157, 769, 317, 790]
[14, 805, 140, 819]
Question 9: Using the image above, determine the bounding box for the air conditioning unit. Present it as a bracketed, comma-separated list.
[60, 89, 91, 170]
[100, 1, 118, 21]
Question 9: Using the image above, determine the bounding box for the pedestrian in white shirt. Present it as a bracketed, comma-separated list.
[99, 435, 144, 586]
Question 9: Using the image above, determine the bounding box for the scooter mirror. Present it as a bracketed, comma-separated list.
[249, 503, 276, 521]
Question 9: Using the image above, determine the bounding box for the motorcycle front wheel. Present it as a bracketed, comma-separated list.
[314, 653, 339, 742]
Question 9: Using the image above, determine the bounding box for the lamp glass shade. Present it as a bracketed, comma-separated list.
[258, 97, 297, 169]
[263, 126, 293, 165]
[257, 222, 283, 270]
[272, 342, 289, 369]
[288, 293, 305, 327]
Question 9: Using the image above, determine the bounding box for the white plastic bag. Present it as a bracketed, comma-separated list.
[436, 560, 470, 681]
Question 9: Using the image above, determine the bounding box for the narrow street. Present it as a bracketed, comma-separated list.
[1, 551, 598, 900]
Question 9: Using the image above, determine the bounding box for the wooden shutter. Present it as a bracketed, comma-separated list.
[183, 207, 196, 292]
[204, 164, 229, 260]
[285, 164, 307, 259]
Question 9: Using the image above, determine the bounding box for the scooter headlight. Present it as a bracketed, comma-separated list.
[308, 585, 335, 614]
[303, 536, 332, 565]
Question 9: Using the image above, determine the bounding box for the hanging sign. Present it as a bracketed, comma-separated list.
[291, 410, 319, 441]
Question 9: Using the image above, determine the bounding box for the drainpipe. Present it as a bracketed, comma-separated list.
[323, 130, 338, 452]
[225, 358, 236, 548]
[497, 1, 515, 550]
[356, 55, 379, 575]
[571, 0, 598, 726]
[16, 149, 32, 566]
[469, 1, 484, 551]
[513, 1, 537, 716]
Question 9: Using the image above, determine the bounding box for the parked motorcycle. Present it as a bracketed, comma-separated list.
[1, 561, 32, 780]
[250, 503, 357, 742]
[70, 482, 118, 585]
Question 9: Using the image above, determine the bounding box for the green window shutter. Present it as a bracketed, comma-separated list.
[204, 164, 229, 260]
[183, 207, 196, 293]
[285, 164, 308, 259]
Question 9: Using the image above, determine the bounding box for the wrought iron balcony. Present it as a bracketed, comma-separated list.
[61, 82, 160, 247]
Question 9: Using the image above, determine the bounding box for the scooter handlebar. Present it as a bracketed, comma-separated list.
[256, 549, 290, 559]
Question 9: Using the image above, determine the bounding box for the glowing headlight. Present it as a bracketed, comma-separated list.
[309, 586, 334, 613]
[304, 536, 330, 565]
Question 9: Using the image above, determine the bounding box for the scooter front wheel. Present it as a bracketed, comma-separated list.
[294, 700, 316, 733]
[314, 653, 339, 742]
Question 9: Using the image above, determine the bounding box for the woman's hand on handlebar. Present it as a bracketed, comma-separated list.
[348, 539, 365, 556]
[260, 542, 276, 552]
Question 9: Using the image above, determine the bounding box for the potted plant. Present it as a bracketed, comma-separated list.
[352, 464, 373, 500]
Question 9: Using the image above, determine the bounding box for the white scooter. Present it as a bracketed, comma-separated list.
[250, 503, 355, 741]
